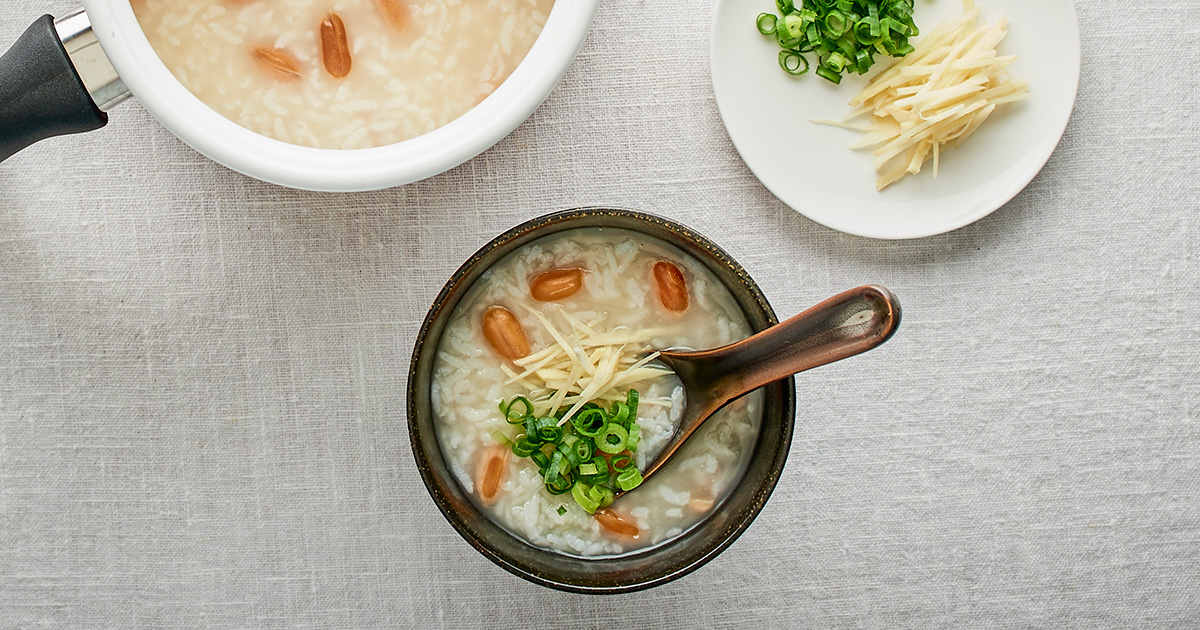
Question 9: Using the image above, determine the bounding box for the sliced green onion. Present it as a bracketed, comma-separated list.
[610, 454, 635, 472]
[806, 22, 821, 47]
[835, 36, 856, 59]
[490, 388, 654, 505]
[572, 408, 606, 438]
[782, 13, 805, 39]
[616, 468, 644, 492]
[546, 471, 573, 495]
[583, 455, 610, 484]
[559, 450, 575, 475]
[855, 48, 871, 74]
[815, 64, 843, 84]
[756, 12, 777, 35]
[490, 429, 514, 448]
[626, 424, 641, 451]
[544, 450, 563, 486]
[596, 424, 629, 454]
[573, 438, 593, 463]
[776, 27, 801, 50]
[823, 10, 849, 37]
[589, 485, 615, 509]
[779, 51, 809, 76]
[855, 19, 881, 45]
[536, 420, 563, 444]
[512, 436, 538, 458]
[826, 51, 849, 73]
[572, 482, 600, 513]
[503, 396, 534, 424]
[557, 439, 582, 466]
[888, 2, 912, 20]
[608, 401, 630, 428]
[756, 0, 919, 82]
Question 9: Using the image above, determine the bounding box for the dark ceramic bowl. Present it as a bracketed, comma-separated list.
[407, 208, 795, 593]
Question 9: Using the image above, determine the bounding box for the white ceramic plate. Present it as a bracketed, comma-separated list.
[710, 0, 1080, 239]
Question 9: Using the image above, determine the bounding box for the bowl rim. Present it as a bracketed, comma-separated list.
[406, 207, 797, 593]
[82, 0, 599, 191]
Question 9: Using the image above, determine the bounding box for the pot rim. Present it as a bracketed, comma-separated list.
[81, 0, 598, 191]
[406, 207, 797, 593]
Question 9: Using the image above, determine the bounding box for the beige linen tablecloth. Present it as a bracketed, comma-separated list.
[1, 0, 1198, 627]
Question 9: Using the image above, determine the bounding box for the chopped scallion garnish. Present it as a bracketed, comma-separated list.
[597, 424, 629, 454]
[779, 51, 809, 76]
[572, 408, 606, 438]
[490, 429, 514, 449]
[757, 0, 919, 83]
[491, 389, 648, 511]
[572, 482, 601, 512]
[756, 12, 777, 34]
[501, 395, 534, 424]
[610, 454, 635, 472]
[616, 468, 644, 492]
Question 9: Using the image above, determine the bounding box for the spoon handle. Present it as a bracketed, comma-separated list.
[664, 285, 901, 406]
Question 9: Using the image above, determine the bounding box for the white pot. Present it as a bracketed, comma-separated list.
[4, 0, 598, 191]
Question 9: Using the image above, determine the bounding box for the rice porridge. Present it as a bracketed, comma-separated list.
[132, 0, 553, 149]
[431, 228, 763, 556]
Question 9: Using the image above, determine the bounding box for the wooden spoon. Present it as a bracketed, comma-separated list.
[630, 284, 902, 490]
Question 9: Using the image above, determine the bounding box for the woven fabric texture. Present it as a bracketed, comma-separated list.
[1, 0, 1197, 627]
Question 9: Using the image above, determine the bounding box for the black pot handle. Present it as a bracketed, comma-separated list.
[0, 15, 106, 162]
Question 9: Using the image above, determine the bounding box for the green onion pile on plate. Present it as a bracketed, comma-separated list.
[756, 0, 919, 83]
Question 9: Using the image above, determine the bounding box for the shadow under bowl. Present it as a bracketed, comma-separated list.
[407, 207, 796, 593]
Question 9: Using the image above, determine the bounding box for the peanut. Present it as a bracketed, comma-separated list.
[653, 260, 689, 312]
[595, 509, 640, 538]
[481, 306, 530, 361]
[376, 0, 411, 33]
[529, 267, 584, 302]
[251, 46, 301, 78]
[476, 445, 508, 505]
[320, 12, 352, 79]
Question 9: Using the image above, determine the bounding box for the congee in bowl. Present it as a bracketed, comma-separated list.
[409, 209, 796, 592]
[432, 228, 764, 556]
[132, 0, 553, 149]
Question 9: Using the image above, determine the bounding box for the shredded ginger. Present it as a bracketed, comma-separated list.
[816, 0, 1029, 191]
[498, 307, 672, 426]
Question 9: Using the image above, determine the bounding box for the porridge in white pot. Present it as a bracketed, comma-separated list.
[132, 0, 553, 149]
